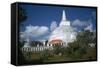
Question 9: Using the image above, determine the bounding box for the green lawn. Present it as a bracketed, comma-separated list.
[22, 48, 96, 63]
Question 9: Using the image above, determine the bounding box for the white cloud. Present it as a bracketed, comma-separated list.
[72, 19, 90, 27]
[84, 23, 93, 32]
[20, 25, 49, 41]
[50, 21, 57, 31]
[25, 25, 49, 37]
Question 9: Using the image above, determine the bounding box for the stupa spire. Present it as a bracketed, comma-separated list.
[59, 10, 70, 26]
[62, 10, 66, 21]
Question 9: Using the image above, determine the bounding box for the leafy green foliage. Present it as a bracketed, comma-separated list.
[18, 41, 26, 64]
[18, 6, 27, 24]
[40, 49, 50, 60]
[53, 45, 62, 55]
[65, 30, 96, 60]
[18, 6, 27, 64]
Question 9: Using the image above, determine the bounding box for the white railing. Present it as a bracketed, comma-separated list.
[21, 46, 53, 52]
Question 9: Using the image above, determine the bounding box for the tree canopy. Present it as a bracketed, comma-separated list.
[18, 6, 27, 24]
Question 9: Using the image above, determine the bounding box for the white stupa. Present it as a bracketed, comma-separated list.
[49, 10, 77, 46]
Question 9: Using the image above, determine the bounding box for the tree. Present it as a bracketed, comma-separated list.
[18, 6, 27, 64]
[40, 49, 50, 60]
[65, 30, 96, 60]
[18, 6, 27, 24]
[53, 44, 64, 55]
[18, 41, 26, 64]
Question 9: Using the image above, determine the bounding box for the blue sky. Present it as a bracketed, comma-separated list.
[19, 4, 97, 41]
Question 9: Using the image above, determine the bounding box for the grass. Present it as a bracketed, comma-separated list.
[22, 47, 96, 63]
